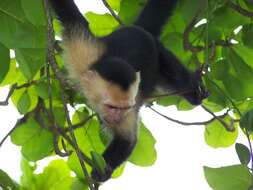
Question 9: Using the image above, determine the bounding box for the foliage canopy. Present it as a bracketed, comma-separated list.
[0, 0, 253, 189]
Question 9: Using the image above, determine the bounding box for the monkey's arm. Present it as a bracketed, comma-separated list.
[49, 0, 89, 35]
[92, 110, 138, 182]
[156, 42, 209, 105]
[134, 0, 178, 37]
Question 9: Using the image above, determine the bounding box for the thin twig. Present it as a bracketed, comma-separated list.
[0, 84, 17, 106]
[63, 114, 96, 132]
[0, 114, 29, 147]
[101, 0, 124, 25]
[147, 105, 228, 126]
[201, 105, 235, 132]
[0, 81, 38, 106]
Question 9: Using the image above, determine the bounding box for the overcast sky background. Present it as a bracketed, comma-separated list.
[0, 0, 247, 189]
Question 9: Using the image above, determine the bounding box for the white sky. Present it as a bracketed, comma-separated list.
[0, 1, 247, 189]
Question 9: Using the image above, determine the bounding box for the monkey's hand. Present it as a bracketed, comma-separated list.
[91, 164, 113, 182]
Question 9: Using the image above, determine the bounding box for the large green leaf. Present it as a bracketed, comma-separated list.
[85, 12, 119, 36]
[36, 160, 74, 190]
[0, 0, 46, 48]
[21, 0, 46, 26]
[118, 0, 145, 25]
[204, 117, 238, 148]
[129, 123, 157, 166]
[223, 48, 253, 98]
[15, 48, 46, 80]
[204, 165, 252, 190]
[0, 43, 10, 83]
[11, 117, 54, 161]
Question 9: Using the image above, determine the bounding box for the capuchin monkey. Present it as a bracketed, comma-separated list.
[49, 0, 209, 182]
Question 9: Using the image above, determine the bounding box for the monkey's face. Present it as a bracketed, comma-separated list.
[80, 70, 140, 125]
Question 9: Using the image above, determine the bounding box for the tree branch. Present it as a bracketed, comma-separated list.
[147, 105, 229, 126]
[101, 0, 124, 25]
[229, 1, 253, 19]
[183, 12, 233, 54]
[44, 0, 97, 189]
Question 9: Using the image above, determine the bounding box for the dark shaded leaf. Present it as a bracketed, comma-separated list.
[240, 109, 253, 134]
[242, 24, 253, 48]
[235, 143, 251, 165]
[0, 43, 10, 83]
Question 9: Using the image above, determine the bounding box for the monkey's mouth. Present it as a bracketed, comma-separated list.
[103, 104, 132, 125]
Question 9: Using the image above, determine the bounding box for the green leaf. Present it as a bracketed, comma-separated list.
[223, 48, 253, 98]
[11, 117, 54, 161]
[204, 117, 238, 148]
[85, 12, 119, 36]
[222, 74, 246, 101]
[34, 81, 49, 99]
[210, 59, 229, 81]
[91, 151, 106, 175]
[111, 164, 125, 178]
[129, 123, 157, 166]
[68, 118, 105, 178]
[118, 0, 145, 25]
[36, 159, 74, 190]
[20, 158, 37, 190]
[21, 0, 46, 26]
[233, 45, 253, 69]
[53, 107, 66, 127]
[235, 143, 251, 165]
[15, 48, 46, 80]
[107, 0, 121, 12]
[242, 24, 253, 48]
[0, 43, 10, 83]
[17, 90, 31, 114]
[0, 0, 46, 48]
[71, 178, 88, 190]
[209, 5, 248, 36]
[180, 0, 207, 24]
[240, 109, 253, 134]
[204, 165, 252, 190]
[0, 169, 18, 190]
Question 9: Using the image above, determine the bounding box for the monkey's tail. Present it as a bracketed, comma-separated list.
[49, 0, 90, 38]
[134, 0, 178, 37]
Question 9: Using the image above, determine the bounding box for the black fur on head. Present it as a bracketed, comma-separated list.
[182, 69, 210, 105]
[91, 56, 137, 91]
